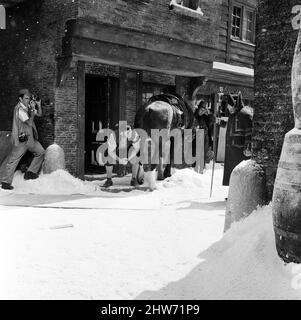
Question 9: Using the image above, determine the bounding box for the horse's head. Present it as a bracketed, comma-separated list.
[221, 92, 244, 114]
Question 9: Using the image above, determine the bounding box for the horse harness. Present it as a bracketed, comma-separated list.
[147, 94, 191, 129]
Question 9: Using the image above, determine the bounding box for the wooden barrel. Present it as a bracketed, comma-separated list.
[272, 129, 301, 263]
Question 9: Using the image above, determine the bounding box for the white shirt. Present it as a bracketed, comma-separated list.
[19, 102, 39, 122]
[18, 102, 30, 122]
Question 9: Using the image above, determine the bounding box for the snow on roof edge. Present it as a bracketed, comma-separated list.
[213, 62, 254, 77]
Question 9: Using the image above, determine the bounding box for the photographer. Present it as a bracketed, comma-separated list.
[1, 89, 45, 190]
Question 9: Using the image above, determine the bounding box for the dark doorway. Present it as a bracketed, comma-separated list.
[85, 75, 119, 174]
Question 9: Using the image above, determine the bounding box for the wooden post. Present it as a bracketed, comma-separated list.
[136, 71, 143, 111]
[210, 93, 219, 197]
[77, 61, 85, 179]
[119, 68, 126, 121]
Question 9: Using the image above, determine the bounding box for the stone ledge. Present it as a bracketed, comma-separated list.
[231, 36, 255, 47]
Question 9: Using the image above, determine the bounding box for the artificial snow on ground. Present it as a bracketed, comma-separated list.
[0, 164, 300, 300]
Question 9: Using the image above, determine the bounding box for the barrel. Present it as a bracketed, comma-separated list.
[273, 26, 301, 263]
[272, 129, 301, 263]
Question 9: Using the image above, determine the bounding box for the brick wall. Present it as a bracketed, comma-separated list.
[0, 0, 78, 148]
[85, 63, 120, 78]
[54, 64, 78, 176]
[252, 0, 298, 199]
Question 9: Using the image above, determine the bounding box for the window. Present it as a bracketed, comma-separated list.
[231, 4, 255, 43]
[244, 10, 255, 42]
[169, 0, 204, 17]
[231, 6, 242, 38]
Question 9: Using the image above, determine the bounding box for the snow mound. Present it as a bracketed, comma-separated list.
[162, 168, 203, 189]
[235, 159, 263, 173]
[11, 167, 205, 196]
[6, 164, 227, 202]
[12, 170, 99, 195]
[138, 205, 301, 300]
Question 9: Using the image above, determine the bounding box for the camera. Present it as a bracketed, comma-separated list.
[18, 132, 28, 143]
[30, 94, 40, 102]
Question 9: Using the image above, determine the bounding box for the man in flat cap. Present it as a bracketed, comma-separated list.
[1, 89, 45, 190]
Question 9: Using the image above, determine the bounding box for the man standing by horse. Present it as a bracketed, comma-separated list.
[194, 99, 215, 166]
[222, 92, 253, 186]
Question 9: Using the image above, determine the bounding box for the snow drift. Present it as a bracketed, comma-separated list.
[11, 169, 100, 195]
[6, 166, 223, 199]
[137, 205, 301, 300]
[2, 165, 298, 299]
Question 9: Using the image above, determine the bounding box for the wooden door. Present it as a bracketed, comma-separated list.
[85, 75, 119, 174]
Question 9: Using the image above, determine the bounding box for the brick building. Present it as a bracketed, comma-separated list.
[0, 0, 256, 178]
[253, 0, 298, 199]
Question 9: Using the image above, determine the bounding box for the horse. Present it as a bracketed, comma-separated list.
[134, 93, 198, 190]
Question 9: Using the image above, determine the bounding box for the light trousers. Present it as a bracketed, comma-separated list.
[2, 137, 45, 185]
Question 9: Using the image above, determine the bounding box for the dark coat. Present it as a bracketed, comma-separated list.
[222, 107, 253, 186]
[194, 110, 215, 163]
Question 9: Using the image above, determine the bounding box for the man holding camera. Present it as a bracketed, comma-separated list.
[1, 89, 45, 190]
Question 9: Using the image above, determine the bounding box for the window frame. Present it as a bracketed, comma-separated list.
[243, 9, 255, 43]
[231, 2, 256, 45]
[231, 5, 243, 39]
